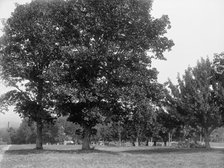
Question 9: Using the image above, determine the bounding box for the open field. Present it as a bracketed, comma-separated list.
[0, 145, 224, 168]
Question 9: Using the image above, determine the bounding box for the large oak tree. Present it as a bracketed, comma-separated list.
[51, 0, 174, 149]
[0, 0, 174, 150]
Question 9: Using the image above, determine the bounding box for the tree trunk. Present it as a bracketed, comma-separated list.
[168, 132, 172, 146]
[118, 132, 122, 146]
[82, 125, 91, 150]
[135, 127, 140, 147]
[118, 122, 122, 146]
[135, 137, 139, 147]
[131, 138, 135, 146]
[204, 131, 210, 149]
[153, 141, 157, 146]
[36, 81, 44, 150]
[200, 134, 202, 144]
[146, 139, 149, 146]
[36, 120, 43, 150]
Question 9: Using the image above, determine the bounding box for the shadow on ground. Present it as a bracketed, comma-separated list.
[121, 147, 224, 155]
[4, 146, 224, 156]
[4, 148, 118, 155]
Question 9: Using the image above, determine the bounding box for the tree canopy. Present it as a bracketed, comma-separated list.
[167, 57, 224, 148]
[49, 0, 174, 149]
[0, 0, 174, 150]
[0, 0, 68, 149]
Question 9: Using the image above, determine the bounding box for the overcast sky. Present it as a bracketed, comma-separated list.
[0, 0, 224, 128]
[152, 0, 224, 82]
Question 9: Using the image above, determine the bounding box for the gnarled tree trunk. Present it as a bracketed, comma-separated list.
[204, 129, 210, 149]
[82, 125, 91, 150]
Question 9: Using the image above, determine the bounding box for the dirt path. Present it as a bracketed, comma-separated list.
[0, 145, 11, 163]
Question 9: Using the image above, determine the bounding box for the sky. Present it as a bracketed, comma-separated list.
[151, 0, 224, 82]
[0, 0, 224, 128]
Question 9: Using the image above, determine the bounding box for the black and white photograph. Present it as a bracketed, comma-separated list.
[0, 0, 224, 167]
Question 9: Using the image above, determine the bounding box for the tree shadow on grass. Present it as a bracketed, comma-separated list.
[121, 147, 224, 155]
[4, 148, 118, 156]
[4, 146, 224, 156]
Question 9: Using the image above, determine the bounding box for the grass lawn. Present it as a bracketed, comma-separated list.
[0, 145, 9, 163]
[0, 145, 7, 150]
[0, 145, 8, 155]
[0, 145, 224, 168]
[0, 145, 5, 150]
[210, 142, 224, 148]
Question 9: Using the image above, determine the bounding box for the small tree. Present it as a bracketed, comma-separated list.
[168, 57, 224, 148]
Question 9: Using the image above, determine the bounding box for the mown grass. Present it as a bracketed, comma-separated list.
[0, 145, 7, 150]
[1, 145, 224, 168]
[0, 145, 7, 155]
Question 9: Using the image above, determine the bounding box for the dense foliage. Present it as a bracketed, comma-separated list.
[0, 0, 174, 149]
[167, 57, 224, 148]
[48, 0, 174, 149]
[0, 0, 68, 149]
